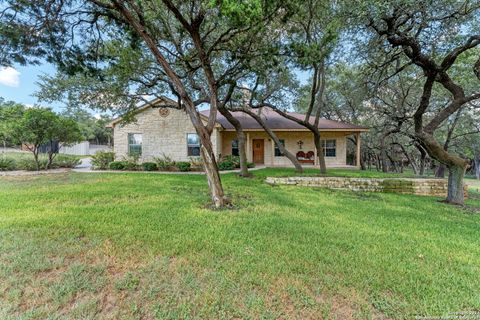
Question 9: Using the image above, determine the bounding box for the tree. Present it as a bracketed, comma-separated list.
[0, 98, 25, 153]
[45, 116, 83, 169]
[234, 0, 341, 174]
[1, 0, 290, 207]
[365, 1, 480, 204]
[11, 108, 58, 170]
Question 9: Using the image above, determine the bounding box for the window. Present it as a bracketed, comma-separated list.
[187, 133, 201, 156]
[322, 139, 336, 157]
[128, 133, 142, 156]
[274, 139, 285, 156]
[231, 139, 239, 156]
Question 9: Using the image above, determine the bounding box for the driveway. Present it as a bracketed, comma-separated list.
[74, 157, 93, 172]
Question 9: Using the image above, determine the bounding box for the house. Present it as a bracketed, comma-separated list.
[108, 97, 368, 167]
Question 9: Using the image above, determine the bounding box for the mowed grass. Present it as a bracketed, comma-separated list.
[0, 169, 479, 319]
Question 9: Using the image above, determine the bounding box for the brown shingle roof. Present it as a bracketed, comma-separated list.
[201, 108, 368, 131]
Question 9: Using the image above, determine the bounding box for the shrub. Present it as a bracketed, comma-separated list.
[247, 162, 255, 168]
[54, 155, 81, 168]
[91, 151, 115, 170]
[17, 158, 48, 171]
[122, 157, 139, 170]
[109, 161, 126, 170]
[176, 161, 191, 172]
[154, 154, 176, 171]
[142, 162, 158, 171]
[189, 156, 203, 168]
[218, 159, 235, 171]
[0, 158, 16, 171]
[222, 155, 240, 168]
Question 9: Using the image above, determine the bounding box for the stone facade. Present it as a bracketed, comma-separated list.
[265, 176, 469, 197]
[112, 107, 221, 162]
[112, 105, 355, 167]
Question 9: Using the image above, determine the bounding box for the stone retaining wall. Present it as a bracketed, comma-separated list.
[265, 176, 469, 198]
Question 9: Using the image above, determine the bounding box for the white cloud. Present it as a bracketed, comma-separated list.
[0, 67, 20, 87]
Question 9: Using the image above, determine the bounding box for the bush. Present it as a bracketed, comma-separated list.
[176, 161, 191, 172]
[189, 156, 203, 168]
[0, 158, 16, 171]
[109, 161, 126, 170]
[17, 158, 49, 171]
[142, 162, 158, 171]
[154, 154, 176, 171]
[217, 155, 254, 170]
[222, 155, 240, 168]
[54, 155, 81, 168]
[218, 159, 235, 171]
[122, 157, 139, 170]
[91, 151, 115, 170]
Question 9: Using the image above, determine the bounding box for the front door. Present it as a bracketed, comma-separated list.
[252, 139, 264, 164]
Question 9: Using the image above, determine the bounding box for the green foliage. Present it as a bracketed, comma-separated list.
[11, 108, 58, 148]
[247, 162, 255, 168]
[91, 151, 115, 170]
[218, 159, 235, 171]
[189, 156, 203, 169]
[0, 98, 25, 146]
[154, 154, 176, 171]
[54, 155, 81, 168]
[222, 155, 240, 167]
[142, 162, 158, 171]
[176, 162, 191, 172]
[0, 157, 15, 171]
[109, 161, 126, 170]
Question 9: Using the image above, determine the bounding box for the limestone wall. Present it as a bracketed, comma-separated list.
[113, 106, 221, 162]
[265, 176, 469, 197]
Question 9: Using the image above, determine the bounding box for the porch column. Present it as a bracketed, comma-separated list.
[246, 132, 251, 162]
[271, 139, 275, 166]
[356, 132, 361, 168]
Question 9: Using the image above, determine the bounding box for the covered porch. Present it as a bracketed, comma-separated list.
[219, 130, 364, 168]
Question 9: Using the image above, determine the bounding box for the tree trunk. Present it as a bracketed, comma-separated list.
[236, 130, 249, 177]
[379, 134, 389, 173]
[360, 152, 366, 170]
[387, 153, 397, 172]
[34, 149, 40, 171]
[419, 148, 426, 176]
[200, 142, 230, 208]
[313, 132, 326, 174]
[446, 164, 467, 204]
[417, 131, 468, 204]
[240, 109, 303, 173]
[217, 106, 249, 177]
[375, 154, 381, 171]
[474, 154, 480, 179]
[435, 164, 446, 178]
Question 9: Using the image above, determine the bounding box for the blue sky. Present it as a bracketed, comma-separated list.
[0, 63, 311, 113]
[0, 63, 62, 110]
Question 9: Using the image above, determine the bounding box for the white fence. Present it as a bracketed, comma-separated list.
[59, 141, 112, 156]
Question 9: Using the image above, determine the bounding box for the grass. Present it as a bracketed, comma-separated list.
[0, 168, 479, 319]
[0, 151, 81, 171]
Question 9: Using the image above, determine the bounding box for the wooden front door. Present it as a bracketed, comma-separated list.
[252, 139, 264, 164]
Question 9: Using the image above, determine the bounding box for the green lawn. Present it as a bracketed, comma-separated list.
[0, 168, 479, 319]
